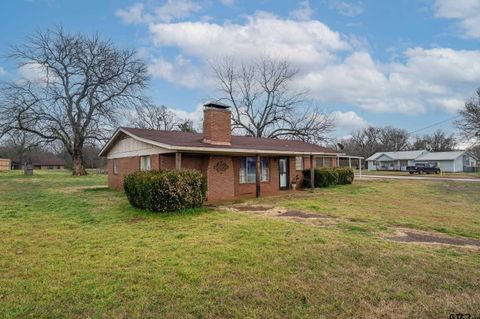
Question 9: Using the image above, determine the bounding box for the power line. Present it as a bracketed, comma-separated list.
[407, 115, 461, 135]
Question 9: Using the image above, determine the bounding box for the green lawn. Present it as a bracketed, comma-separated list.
[0, 170, 479, 318]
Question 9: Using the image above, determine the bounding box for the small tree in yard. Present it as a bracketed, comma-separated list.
[0, 27, 149, 175]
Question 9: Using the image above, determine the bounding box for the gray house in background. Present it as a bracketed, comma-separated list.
[366, 150, 428, 171]
[414, 151, 478, 172]
[366, 150, 478, 172]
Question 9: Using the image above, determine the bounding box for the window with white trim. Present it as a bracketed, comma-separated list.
[113, 159, 119, 175]
[239, 157, 269, 183]
[140, 155, 151, 171]
[295, 156, 304, 170]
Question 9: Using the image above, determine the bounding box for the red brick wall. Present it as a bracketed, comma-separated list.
[108, 153, 308, 201]
[203, 108, 231, 145]
[206, 155, 235, 202]
[233, 156, 281, 198]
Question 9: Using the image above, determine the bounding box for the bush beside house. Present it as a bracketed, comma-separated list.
[124, 170, 207, 212]
[302, 168, 354, 188]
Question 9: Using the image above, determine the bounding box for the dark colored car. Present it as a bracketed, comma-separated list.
[406, 163, 441, 174]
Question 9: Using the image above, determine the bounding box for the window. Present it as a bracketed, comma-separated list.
[239, 157, 269, 183]
[295, 156, 304, 170]
[261, 158, 269, 182]
[113, 159, 119, 175]
[140, 156, 151, 171]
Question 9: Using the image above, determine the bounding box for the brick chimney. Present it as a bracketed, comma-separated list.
[203, 102, 232, 145]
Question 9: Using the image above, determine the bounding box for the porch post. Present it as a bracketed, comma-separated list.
[256, 154, 261, 197]
[359, 158, 362, 176]
[310, 155, 315, 189]
[349, 157, 352, 168]
[175, 152, 182, 170]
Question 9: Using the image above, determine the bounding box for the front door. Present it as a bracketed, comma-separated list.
[279, 157, 289, 190]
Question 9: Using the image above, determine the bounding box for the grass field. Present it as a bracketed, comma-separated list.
[0, 170, 479, 318]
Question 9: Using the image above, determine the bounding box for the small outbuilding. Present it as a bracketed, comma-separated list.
[0, 158, 11, 171]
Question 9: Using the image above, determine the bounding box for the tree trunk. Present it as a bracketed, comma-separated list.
[72, 147, 87, 176]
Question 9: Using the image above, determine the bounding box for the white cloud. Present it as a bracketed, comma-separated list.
[332, 111, 369, 131]
[0, 66, 6, 76]
[290, 0, 314, 21]
[148, 55, 206, 88]
[219, 0, 235, 7]
[328, 0, 363, 17]
[299, 48, 480, 114]
[149, 12, 350, 66]
[119, 9, 480, 116]
[115, 3, 145, 24]
[116, 0, 201, 24]
[433, 0, 480, 38]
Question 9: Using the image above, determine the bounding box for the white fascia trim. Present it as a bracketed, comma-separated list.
[100, 128, 341, 157]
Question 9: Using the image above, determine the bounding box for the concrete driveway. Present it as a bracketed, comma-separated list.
[356, 174, 480, 183]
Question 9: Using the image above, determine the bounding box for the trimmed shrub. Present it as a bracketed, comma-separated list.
[124, 170, 207, 212]
[302, 167, 353, 188]
[335, 168, 355, 184]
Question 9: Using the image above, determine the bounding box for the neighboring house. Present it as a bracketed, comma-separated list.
[31, 155, 66, 170]
[366, 150, 428, 171]
[99, 102, 344, 202]
[367, 150, 478, 172]
[414, 151, 478, 173]
[0, 158, 11, 171]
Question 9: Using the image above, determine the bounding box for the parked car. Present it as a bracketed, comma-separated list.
[406, 163, 441, 174]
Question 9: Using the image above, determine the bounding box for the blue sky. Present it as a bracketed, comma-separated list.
[1, 0, 479, 140]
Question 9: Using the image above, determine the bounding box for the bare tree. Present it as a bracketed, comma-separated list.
[211, 56, 333, 142]
[349, 127, 382, 159]
[378, 127, 409, 151]
[0, 130, 43, 164]
[411, 130, 456, 151]
[177, 119, 196, 132]
[0, 27, 148, 175]
[457, 88, 480, 144]
[130, 104, 179, 131]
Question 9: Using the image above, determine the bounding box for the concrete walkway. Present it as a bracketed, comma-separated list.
[356, 174, 480, 183]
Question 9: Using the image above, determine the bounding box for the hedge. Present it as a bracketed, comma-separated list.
[124, 170, 207, 212]
[302, 167, 354, 188]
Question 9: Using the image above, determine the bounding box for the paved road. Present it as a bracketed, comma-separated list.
[356, 174, 480, 183]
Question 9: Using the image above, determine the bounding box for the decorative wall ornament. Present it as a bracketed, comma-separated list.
[214, 161, 229, 173]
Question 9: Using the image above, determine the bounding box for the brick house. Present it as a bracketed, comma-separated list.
[99, 102, 342, 202]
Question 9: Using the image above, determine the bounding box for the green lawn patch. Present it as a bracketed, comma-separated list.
[0, 170, 479, 318]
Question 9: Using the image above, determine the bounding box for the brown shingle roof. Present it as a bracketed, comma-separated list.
[119, 127, 338, 154]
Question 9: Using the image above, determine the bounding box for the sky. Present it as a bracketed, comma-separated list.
[1, 0, 479, 141]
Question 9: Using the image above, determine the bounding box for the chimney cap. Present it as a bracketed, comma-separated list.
[203, 101, 231, 109]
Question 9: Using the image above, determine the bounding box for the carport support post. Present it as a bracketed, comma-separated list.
[310, 155, 315, 189]
[255, 154, 261, 197]
[175, 152, 182, 170]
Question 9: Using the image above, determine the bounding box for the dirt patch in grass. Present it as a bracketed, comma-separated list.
[127, 216, 146, 224]
[386, 230, 480, 247]
[278, 210, 325, 219]
[233, 205, 274, 212]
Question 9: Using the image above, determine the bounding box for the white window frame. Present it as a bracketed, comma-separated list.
[295, 156, 304, 170]
[140, 155, 151, 171]
[113, 159, 119, 175]
[239, 157, 269, 183]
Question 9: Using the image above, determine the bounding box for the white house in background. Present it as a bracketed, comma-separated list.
[414, 151, 478, 172]
[366, 150, 428, 171]
[366, 150, 478, 172]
